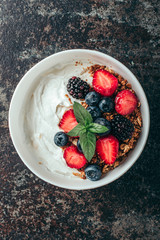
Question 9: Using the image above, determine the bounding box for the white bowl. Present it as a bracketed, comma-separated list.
[9, 49, 150, 190]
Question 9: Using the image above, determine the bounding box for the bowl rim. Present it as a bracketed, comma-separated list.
[9, 49, 150, 190]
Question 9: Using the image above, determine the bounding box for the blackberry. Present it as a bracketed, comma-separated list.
[67, 76, 90, 99]
[111, 115, 134, 141]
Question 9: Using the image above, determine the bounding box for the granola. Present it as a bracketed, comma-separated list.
[76, 65, 142, 177]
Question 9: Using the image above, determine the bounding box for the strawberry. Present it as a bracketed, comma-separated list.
[96, 135, 119, 165]
[115, 89, 138, 115]
[59, 109, 78, 133]
[63, 145, 87, 169]
[92, 69, 118, 97]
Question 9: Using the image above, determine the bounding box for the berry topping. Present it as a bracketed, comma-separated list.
[63, 145, 87, 169]
[115, 89, 138, 115]
[85, 165, 102, 181]
[67, 77, 90, 99]
[77, 139, 83, 153]
[111, 115, 134, 141]
[92, 69, 118, 97]
[85, 91, 101, 106]
[94, 118, 111, 136]
[86, 106, 101, 119]
[54, 131, 68, 147]
[59, 109, 78, 133]
[96, 135, 119, 165]
[99, 97, 114, 112]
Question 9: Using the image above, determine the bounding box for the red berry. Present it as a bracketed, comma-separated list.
[96, 135, 119, 165]
[59, 109, 78, 133]
[63, 145, 87, 169]
[115, 90, 138, 115]
[92, 69, 118, 96]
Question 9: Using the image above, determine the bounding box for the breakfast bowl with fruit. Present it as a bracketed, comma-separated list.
[9, 49, 150, 190]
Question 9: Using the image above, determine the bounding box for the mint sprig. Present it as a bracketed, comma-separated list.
[73, 101, 93, 126]
[88, 123, 108, 134]
[80, 131, 96, 162]
[67, 123, 86, 137]
[67, 102, 108, 161]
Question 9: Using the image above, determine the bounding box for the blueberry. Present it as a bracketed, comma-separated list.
[85, 91, 101, 106]
[99, 97, 114, 112]
[77, 139, 83, 153]
[54, 132, 68, 147]
[85, 165, 102, 181]
[94, 118, 111, 136]
[87, 106, 101, 119]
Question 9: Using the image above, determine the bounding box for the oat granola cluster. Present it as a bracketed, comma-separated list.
[73, 65, 142, 179]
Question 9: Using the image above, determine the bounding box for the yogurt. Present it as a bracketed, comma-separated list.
[24, 61, 93, 177]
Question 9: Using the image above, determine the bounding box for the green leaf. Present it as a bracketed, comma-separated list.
[73, 102, 93, 126]
[67, 123, 86, 137]
[88, 123, 109, 134]
[79, 131, 96, 162]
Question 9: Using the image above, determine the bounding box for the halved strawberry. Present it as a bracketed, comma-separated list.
[115, 89, 138, 115]
[59, 109, 78, 133]
[63, 145, 87, 169]
[92, 69, 118, 97]
[96, 135, 119, 165]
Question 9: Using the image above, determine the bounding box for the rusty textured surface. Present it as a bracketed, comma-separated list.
[0, 0, 160, 239]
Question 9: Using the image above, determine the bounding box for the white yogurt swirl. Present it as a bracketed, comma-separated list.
[24, 62, 93, 177]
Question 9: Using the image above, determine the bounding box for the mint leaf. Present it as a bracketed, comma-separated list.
[80, 131, 96, 162]
[73, 102, 93, 126]
[67, 123, 86, 137]
[88, 123, 108, 134]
